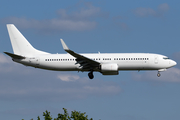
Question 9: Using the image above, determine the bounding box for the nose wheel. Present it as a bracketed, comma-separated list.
[88, 71, 94, 79]
[157, 72, 161, 77]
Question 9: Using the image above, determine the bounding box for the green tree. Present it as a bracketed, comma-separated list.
[22, 108, 93, 120]
[37, 116, 40, 120]
[43, 110, 53, 120]
[55, 108, 70, 120]
[54, 108, 93, 120]
[71, 110, 90, 120]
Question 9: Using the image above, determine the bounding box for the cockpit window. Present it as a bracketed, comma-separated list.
[163, 57, 170, 60]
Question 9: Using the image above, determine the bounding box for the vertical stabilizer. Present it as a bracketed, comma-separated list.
[6, 24, 48, 56]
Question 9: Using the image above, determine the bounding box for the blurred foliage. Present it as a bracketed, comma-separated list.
[22, 108, 93, 120]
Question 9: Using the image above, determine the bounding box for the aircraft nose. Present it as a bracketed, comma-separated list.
[171, 60, 177, 66]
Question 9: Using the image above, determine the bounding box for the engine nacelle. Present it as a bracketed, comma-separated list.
[100, 63, 119, 75]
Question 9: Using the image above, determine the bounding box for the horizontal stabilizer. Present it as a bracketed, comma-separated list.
[4, 52, 25, 59]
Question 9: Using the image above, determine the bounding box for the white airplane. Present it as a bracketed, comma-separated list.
[4, 24, 177, 79]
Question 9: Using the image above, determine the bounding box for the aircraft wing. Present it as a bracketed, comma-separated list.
[60, 39, 100, 70]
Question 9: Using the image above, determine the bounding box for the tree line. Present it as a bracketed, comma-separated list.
[22, 108, 93, 120]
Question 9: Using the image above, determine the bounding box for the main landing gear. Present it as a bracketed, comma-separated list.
[157, 72, 161, 77]
[88, 71, 94, 79]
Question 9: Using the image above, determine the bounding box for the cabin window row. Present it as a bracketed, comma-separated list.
[45, 58, 111, 61]
[45, 59, 75, 61]
[92, 58, 111, 60]
[91, 58, 101, 60]
[45, 58, 101, 61]
[45, 58, 149, 62]
[114, 58, 149, 60]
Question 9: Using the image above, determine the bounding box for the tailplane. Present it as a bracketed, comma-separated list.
[4, 52, 25, 59]
[6, 24, 49, 56]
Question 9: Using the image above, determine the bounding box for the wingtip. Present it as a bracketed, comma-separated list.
[60, 39, 69, 50]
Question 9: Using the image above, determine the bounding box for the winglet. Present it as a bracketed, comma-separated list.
[60, 39, 69, 51]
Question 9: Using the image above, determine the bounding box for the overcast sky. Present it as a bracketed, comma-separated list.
[1, 0, 180, 120]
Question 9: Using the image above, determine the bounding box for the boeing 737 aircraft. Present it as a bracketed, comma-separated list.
[4, 24, 177, 79]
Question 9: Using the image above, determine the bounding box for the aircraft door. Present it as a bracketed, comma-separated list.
[36, 57, 40, 65]
[154, 55, 158, 64]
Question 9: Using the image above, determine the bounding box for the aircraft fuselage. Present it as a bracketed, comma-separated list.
[14, 53, 176, 72]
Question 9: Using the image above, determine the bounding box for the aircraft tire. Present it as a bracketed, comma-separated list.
[157, 73, 161, 77]
[88, 72, 94, 79]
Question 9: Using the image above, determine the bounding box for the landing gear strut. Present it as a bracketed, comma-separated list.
[157, 72, 161, 77]
[88, 71, 94, 79]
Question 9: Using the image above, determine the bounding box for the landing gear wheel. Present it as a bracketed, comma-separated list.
[157, 73, 161, 77]
[88, 72, 94, 79]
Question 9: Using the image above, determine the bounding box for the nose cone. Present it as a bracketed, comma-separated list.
[171, 60, 177, 67]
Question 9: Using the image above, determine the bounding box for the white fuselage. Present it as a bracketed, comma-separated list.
[14, 53, 176, 72]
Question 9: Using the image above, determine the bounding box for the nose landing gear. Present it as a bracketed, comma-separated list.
[88, 71, 94, 79]
[157, 72, 161, 77]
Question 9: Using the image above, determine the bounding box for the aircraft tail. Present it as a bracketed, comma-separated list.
[6, 24, 49, 57]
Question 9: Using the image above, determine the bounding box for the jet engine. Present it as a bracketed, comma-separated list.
[100, 63, 119, 75]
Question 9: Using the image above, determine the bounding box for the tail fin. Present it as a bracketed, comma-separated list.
[6, 24, 49, 56]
